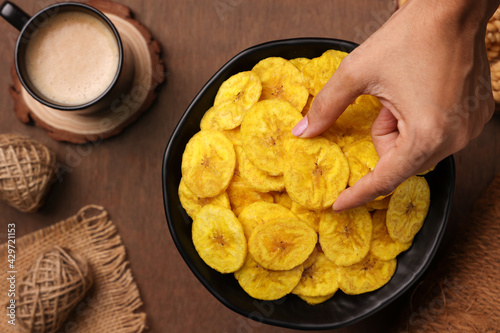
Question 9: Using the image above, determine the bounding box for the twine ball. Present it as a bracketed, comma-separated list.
[0, 134, 57, 213]
[16, 246, 93, 333]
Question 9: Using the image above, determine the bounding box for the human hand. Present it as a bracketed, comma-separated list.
[292, 0, 496, 211]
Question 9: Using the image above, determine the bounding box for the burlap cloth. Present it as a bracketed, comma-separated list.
[0, 205, 146, 332]
[396, 173, 500, 332]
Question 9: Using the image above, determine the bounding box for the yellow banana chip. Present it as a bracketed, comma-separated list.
[386, 176, 431, 243]
[252, 57, 309, 112]
[178, 178, 230, 219]
[297, 293, 335, 305]
[365, 195, 392, 211]
[319, 207, 373, 266]
[301, 95, 314, 116]
[234, 254, 303, 301]
[336, 95, 382, 134]
[301, 49, 348, 96]
[192, 205, 247, 273]
[235, 146, 285, 192]
[223, 127, 242, 147]
[322, 123, 371, 149]
[292, 252, 339, 297]
[248, 218, 317, 271]
[338, 254, 397, 295]
[226, 174, 273, 216]
[214, 71, 262, 110]
[370, 209, 412, 261]
[238, 201, 297, 240]
[417, 165, 436, 176]
[301, 245, 319, 269]
[284, 137, 349, 210]
[289, 57, 310, 71]
[322, 95, 381, 149]
[344, 139, 379, 187]
[271, 191, 293, 210]
[181, 130, 236, 198]
[200, 102, 246, 131]
[241, 99, 303, 176]
[290, 201, 321, 233]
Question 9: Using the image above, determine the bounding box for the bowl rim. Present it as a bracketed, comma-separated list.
[162, 37, 456, 330]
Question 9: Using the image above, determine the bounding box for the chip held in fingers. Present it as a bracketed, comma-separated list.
[284, 136, 349, 210]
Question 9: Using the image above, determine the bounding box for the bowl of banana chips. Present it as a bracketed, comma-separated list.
[162, 38, 455, 330]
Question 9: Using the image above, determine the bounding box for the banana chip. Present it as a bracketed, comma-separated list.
[370, 209, 412, 261]
[192, 205, 247, 273]
[301, 245, 319, 269]
[417, 165, 436, 176]
[322, 95, 381, 149]
[248, 218, 317, 271]
[181, 130, 236, 198]
[252, 57, 309, 111]
[338, 254, 397, 295]
[319, 207, 373, 266]
[241, 99, 302, 176]
[297, 293, 335, 305]
[336, 95, 382, 134]
[223, 127, 242, 147]
[322, 123, 371, 149]
[214, 71, 262, 110]
[365, 195, 391, 211]
[301, 95, 314, 116]
[292, 251, 339, 297]
[238, 201, 297, 240]
[290, 201, 321, 233]
[301, 49, 348, 96]
[226, 174, 273, 216]
[235, 146, 285, 192]
[178, 178, 230, 219]
[200, 102, 246, 131]
[272, 191, 293, 210]
[284, 136, 349, 210]
[289, 57, 310, 71]
[386, 176, 431, 243]
[234, 254, 303, 301]
[344, 139, 379, 187]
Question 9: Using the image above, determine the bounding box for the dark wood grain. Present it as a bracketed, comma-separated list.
[0, 1, 499, 332]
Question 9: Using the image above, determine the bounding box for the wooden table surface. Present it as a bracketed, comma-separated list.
[1, 1, 499, 332]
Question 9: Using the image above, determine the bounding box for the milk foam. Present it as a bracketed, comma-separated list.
[24, 11, 120, 106]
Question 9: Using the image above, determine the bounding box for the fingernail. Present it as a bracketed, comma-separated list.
[332, 201, 344, 212]
[292, 116, 308, 137]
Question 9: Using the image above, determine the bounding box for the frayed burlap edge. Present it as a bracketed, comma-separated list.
[0, 205, 146, 333]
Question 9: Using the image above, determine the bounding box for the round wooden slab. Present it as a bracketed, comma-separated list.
[9, 0, 165, 144]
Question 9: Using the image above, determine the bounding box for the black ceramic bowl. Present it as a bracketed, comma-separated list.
[162, 38, 455, 330]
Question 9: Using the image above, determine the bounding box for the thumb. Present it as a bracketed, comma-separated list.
[292, 61, 367, 138]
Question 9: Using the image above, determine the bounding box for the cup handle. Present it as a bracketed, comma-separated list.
[0, 1, 30, 31]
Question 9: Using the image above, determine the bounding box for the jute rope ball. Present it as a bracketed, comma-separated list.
[16, 246, 93, 333]
[0, 134, 57, 212]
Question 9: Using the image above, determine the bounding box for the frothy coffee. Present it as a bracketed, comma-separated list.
[24, 11, 119, 106]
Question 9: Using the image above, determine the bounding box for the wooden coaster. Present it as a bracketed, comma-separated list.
[9, 0, 165, 144]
